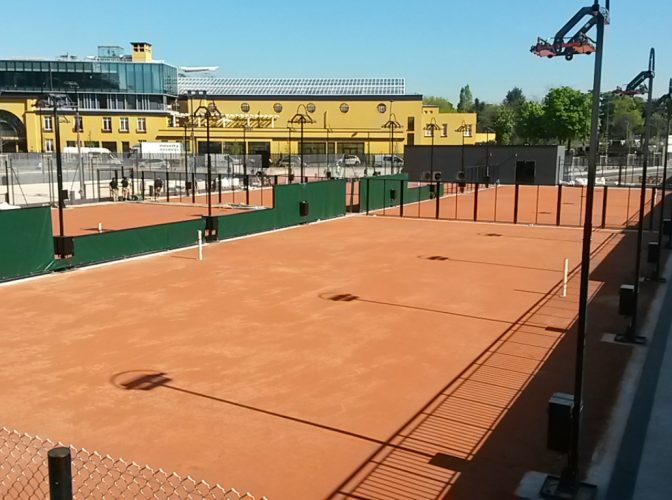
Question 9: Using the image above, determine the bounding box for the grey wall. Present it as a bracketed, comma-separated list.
[404, 145, 566, 185]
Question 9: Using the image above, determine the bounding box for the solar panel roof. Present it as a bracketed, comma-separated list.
[177, 77, 406, 96]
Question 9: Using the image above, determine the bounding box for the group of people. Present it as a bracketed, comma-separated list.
[109, 177, 131, 202]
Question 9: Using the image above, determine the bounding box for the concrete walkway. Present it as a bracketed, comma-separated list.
[606, 273, 672, 499]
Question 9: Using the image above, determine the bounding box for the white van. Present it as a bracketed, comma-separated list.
[62, 147, 121, 164]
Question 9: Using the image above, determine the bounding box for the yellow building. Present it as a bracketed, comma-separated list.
[0, 42, 476, 161]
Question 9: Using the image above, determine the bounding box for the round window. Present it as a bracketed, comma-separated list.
[377, 103, 387, 114]
[306, 103, 316, 113]
[340, 103, 350, 113]
[241, 102, 250, 113]
[273, 103, 283, 113]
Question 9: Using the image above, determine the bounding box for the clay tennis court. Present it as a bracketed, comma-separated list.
[0, 214, 639, 498]
[51, 187, 274, 236]
[369, 183, 661, 230]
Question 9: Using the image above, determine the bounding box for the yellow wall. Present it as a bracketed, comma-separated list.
[2, 95, 478, 154]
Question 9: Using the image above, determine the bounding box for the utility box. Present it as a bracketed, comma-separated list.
[299, 200, 309, 217]
[619, 284, 635, 316]
[547, 392, 574, 452]
[663, 219, 672, 236]
[647, 242, 660, 264]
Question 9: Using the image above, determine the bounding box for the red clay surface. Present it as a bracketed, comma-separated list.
[368, 183, 663, 230]
[51, 203, 253, 236]
[0, 214, 645, 499]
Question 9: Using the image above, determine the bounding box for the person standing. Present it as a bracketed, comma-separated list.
[109, 177, 119, 202]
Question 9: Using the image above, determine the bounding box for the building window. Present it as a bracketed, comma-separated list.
[102, 117, 112, 132]
[119, 117, 129, 132]
[441, 124, 448, 137]
[43, 116, 53, 131]
[273, 103, 283, 113]
[74, 116, 83, 132]
[463, 124, 473, 137]
[306, 103, 316, 113]
[407, 117, 415, 132]
[137, 117, 146, 132]
[66, 141, 77, 148]
[241, 102, 250, 113]
[44, 139, 54, 152]
[377, 103, 387, 114]
[340, 103, 349, 113]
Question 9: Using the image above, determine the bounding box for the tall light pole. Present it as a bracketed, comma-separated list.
[382, 113, 402, 174]
[289, 104, 314, 183]
[613, 48, 655, 343]
[65, 81, 85, 198]
[486, 129, 490, 180]
[531, 1, 609, 495]
[242, 123, 252, 204]
[35, 93, 74, 255]
[425, 118, 440, 181]
[194, 99, 221, 218]
[654, 78, 672, 279]
[180, 114, 190, 195]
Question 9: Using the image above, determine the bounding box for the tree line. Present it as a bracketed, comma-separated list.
[424, 85, 671, 152]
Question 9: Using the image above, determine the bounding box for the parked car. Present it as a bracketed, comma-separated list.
[336, 154, 362, 167]
[373, 154, 404, 168]
[275, 155, 308, 169]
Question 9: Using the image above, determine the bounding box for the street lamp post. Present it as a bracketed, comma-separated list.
[242, 124, 251, 204]
[289, 105, 314, 183]
[181, 115, 190, 195]
[65, 81, 85, 198]
[531, 1, 609, 495]
[484, 127, 493, 187]
[655, 79, 672, 278]
[613, 48, 655, 343]
[194, 98, 221, 218]
[382, 113, 402, 175]
[425, 118, 440, 182]
[35, 93, 74, 254]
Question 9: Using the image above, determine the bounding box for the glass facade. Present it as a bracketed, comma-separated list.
[0, 60, 177, 96]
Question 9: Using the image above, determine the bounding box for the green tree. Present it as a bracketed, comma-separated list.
[423, 96, 455, 113]
[515, 101, 546, 144]
[458, 85, 474, 112]
[610, 96, 644, 144]
[504, 87, 526, 109]
[542, 87, 591, 148]
[493, 107, 515, 144]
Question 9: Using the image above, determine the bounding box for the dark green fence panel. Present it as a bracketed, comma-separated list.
[217, 209, 277, 240]
[216, 180, 346, 241]
[359, 174, 408, 212]
[70, 218, 205, 267]
[0, 206, 55, 281]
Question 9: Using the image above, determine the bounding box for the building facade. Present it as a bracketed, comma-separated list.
[0, 43, 477, 159]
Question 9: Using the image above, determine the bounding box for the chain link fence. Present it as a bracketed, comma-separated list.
[0, 427, 265, 499]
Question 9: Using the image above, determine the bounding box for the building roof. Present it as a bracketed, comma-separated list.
[177, 77, 406, 97]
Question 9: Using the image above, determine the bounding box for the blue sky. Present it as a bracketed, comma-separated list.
[3, 0, 671, 103]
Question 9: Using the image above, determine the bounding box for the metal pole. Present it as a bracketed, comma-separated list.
[655, 108, 671, 279]
[184, 122, 189, 196]
[629, 48, 655, 339]
[48, 447, 72, 500]
[300, 120, 305, 182]
[430, 130, 435, 181]
[561, 10, 605, 487]
[53, 104, 65, 239]
[207, 112, 212, 218]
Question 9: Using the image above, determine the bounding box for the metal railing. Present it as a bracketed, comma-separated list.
[0, 426, 265, 499]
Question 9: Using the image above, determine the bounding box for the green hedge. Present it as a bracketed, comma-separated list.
[0, 206, 56, 281]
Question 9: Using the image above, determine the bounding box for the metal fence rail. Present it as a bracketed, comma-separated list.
[0, 427, 265, 499]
